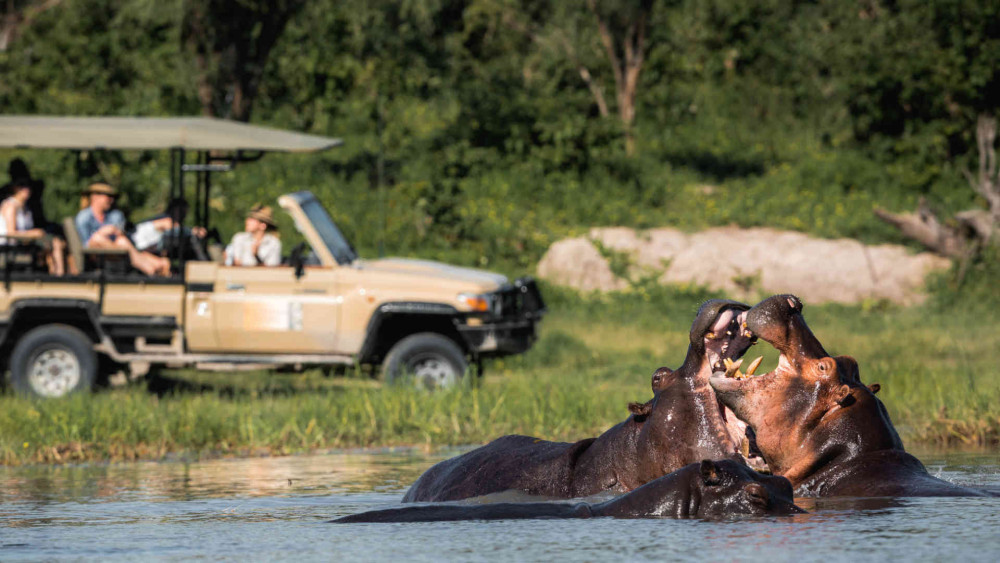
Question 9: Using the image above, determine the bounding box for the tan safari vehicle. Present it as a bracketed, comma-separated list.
[0, 116, 545, 397]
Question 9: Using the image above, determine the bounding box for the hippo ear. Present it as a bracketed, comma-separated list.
[868, 383, 881, 395]
[744, 483, 769, 506]
[628, 400, 652, 422]
[651, 366, 673, 391]
[700, 460, 720, 486]
[834, 384, 856, 408]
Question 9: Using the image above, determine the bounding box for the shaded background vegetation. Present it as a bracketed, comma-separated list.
[2, 0, 998, 272]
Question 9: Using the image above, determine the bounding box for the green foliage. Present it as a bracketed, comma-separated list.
[2, 282, 997, 464]
[2, 0, 996, 268]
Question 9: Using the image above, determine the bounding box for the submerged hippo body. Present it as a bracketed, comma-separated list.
[403, 299, 758, 503]
[711, 294, 993, 498]
[335, 460, 803, 522]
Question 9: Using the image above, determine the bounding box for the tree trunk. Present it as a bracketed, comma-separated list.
[589, 0, 648, 155]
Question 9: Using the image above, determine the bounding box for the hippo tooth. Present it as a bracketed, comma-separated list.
[724, 358, 743, 378]
[746, 356, 763, 376]
[740, 437, 751, 458]
[705, 331, 716, 340]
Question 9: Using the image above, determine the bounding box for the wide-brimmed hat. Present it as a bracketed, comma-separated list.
[84, 182, 118, 197]
[248, 204, 278, 229]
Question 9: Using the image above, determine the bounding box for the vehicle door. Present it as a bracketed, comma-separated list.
[208, 263, 341, 354]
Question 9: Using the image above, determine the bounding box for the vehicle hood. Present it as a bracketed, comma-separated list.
[356, 258, 509, 291]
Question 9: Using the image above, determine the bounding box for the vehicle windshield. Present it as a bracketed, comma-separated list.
[300, 197, 358, 265]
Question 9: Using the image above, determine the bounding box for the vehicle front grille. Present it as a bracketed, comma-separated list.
[493, 277, 546, 320]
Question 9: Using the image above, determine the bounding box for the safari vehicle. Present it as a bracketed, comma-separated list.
[0, 116, 545, 397]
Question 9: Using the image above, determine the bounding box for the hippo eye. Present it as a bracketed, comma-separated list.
[744, 483, 769, 506]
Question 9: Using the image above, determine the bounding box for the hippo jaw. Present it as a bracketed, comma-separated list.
[708, 295, 834, 475]
[686, 300, 766, 468]
[697, 303, 756, 374]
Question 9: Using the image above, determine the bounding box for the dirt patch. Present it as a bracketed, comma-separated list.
[537, 226, 951, 305]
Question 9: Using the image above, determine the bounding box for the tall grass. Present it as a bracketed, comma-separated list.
[1, 273, 997, 465]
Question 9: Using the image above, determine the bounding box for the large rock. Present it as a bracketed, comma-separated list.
[537, 226, 951, 305]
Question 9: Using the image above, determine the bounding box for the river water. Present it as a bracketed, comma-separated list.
[1, 448, 999, 562]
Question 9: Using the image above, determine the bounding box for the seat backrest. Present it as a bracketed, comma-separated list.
[207, 242, 225, 264]
[62, 216, 85, 272]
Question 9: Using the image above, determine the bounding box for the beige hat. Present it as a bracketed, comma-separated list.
[84, 182, 118, 197]
[248, 203, 277, 229]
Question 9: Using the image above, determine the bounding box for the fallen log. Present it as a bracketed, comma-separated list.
[873, 198, 969, 259]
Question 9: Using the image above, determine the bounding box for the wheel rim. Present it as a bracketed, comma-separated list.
[407, 355, 459, 389]
[28, 347, 81, 398]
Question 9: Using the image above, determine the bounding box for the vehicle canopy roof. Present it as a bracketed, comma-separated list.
[0, 116, 342, 152]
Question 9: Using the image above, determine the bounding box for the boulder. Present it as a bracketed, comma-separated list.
[537, 226, 951, 305]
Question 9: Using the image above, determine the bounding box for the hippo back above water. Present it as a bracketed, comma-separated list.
[404, 299, 759, 502]
[338, 459, 803, 522]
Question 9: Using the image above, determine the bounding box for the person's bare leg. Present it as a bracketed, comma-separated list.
[67, 253, 79, 275]
[108, 236, 155, 276]
[137, 251, 171, 276]
[50, 238, 66, 276]
[86, 231, 117, 249]
[128, 249, 159, 276]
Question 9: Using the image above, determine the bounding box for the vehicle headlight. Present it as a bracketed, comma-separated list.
[457, 293, 491, 312]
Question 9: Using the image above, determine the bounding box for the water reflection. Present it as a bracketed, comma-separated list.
[0, 449, 446, 506]
[0, 450, 998, 561]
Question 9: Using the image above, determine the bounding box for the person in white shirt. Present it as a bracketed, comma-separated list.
[130, 199, 207, 255]
[1, 178, 68, 275]
[224, 204, 281, 267]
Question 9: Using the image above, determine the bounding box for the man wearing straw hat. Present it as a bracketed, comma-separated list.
[224, 204, 282, 267]
[74, 182, 171, 276]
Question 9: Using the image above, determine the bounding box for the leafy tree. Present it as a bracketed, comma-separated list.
[181, 0, 306, 120]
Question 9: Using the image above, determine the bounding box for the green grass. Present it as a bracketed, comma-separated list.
[1, 272, 997, 465]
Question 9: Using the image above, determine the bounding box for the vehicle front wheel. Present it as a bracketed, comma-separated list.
[10, 325, 97, 398]
[381, 333, 468, 390]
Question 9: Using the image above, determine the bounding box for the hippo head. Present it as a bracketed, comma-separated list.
[709, 295, 902, 486]
[680, 299, 767, 468]
[694, 459, 803, 518]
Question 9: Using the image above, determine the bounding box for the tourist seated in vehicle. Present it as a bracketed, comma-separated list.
[8, 157, 64, 239]
[75, 182, 171, 276]
[130, 198, 207, 256]
[224, 204, 281, 266]
[0, 177, 70, 275]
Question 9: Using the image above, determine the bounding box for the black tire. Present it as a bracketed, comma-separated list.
[10, 325, 97, 398]
[381, 333, 468, 390]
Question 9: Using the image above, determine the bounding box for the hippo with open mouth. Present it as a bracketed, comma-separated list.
[710, 294, 995, 497]
[334, 459, 803, 523]
[403, 299, 761, 502]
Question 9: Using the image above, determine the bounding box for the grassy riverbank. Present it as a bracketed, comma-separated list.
[1, 260, 997, 466]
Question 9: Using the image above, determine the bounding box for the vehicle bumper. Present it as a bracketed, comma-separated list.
[457, 319, 538, 357]
[457, 277, 546, 358]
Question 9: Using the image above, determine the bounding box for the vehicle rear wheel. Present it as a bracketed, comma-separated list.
[381, 333, 468, 390]
[10, 325, 97, 398]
